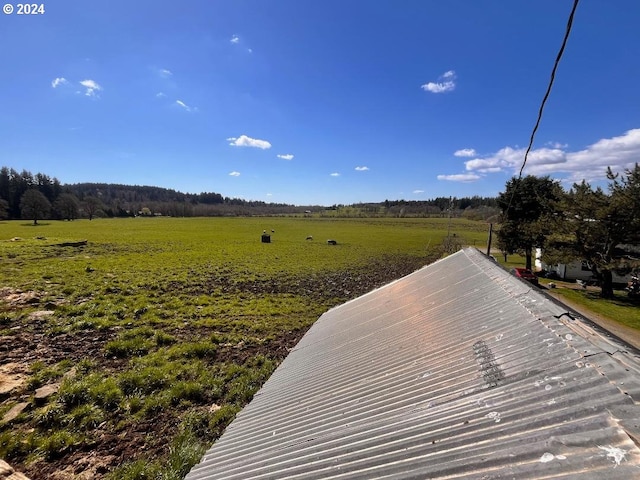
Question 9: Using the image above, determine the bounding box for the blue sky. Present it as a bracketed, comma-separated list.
[1, 1, 639, 206]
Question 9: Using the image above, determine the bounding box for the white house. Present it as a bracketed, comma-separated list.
[536, 248, 633, 284]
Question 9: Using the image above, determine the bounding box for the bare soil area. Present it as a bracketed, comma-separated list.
[3, 255, 640, 479]
[1, 254, 432, 479]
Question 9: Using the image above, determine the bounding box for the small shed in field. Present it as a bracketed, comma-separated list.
[187, 248, 640, 479]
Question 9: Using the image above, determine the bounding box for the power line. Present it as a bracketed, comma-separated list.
[518, 0, 580, 179]
[505, 0, 580, 214]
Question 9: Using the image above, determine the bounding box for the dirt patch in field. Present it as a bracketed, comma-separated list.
[168, 254, 431, 302]
[14, 326, 309, 480]
[1, 253, 436, 479]
[0, 363, 27, 397]
[0, 312, 122, 373]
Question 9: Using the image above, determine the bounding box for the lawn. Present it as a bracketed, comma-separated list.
[538, 280, 640, 331]
[0, 216, 489, 479]
[493, 252, 640, 334]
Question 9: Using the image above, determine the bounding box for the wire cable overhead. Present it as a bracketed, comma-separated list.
[504, 0, 580, 218]
[518, 0, 580, 179]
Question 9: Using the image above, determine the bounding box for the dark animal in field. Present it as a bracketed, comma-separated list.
[327, 239, 337, 245]
[306, 236, 313, 240]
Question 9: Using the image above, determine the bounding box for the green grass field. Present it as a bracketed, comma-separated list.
[493, 252, 640, 336]
[537, 280, 640, 331]
[1, 216, 489, 276]
[0, 216, 490, 479]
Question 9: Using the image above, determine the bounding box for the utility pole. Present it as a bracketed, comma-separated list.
[486, 223, 493, 256]
[446, 196, 453, 239]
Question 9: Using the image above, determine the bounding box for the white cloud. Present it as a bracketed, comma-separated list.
[437, 174, 482, 182]
[330, 172, 340, 177]
[277, 154, 294, 160]
[545, 141, 568, 149]
[266, 193, 272, 196]
[51, 77, 68, 88]
[463, 146, 522, 172]
[462, 146, 566, 174]
[422, 81, 456, 93]
[227, 135, 272, 149]
[176, 100, 192, 112]
[229, 171, 241, 176]
[230, 35, 253, 54]
[422, 82, 455, 93]
[156, 92, 166, 98]
[459, 129, 640, 185]
[355, 166, 369, 171]
[421, 70, 456, 94]
[413, 189, 425, 194]
[159, 68, 173, 77]
[454, 148, 476, 157]
[549, 129, 640, 183]
[79, 79, 102, 97]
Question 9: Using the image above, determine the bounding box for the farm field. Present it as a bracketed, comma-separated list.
[0, 216, 490, 479]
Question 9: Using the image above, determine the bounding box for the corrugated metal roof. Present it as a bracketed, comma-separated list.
[187, 248, 640, 479]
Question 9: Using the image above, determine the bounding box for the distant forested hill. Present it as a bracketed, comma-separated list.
[0, 167, 310, 219]
[0, 166, 499, 220]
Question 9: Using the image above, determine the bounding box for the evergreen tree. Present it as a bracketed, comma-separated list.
[496, 175, 563, 270]
[547, 164, 640, 298]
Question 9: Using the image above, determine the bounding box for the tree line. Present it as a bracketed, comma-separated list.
[347, 197, 499, 220]
[0, 167, 312, 220]
[496, 163, 640, 298]
[0, 166, 501, 221]
[0, 168, 106, 222]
